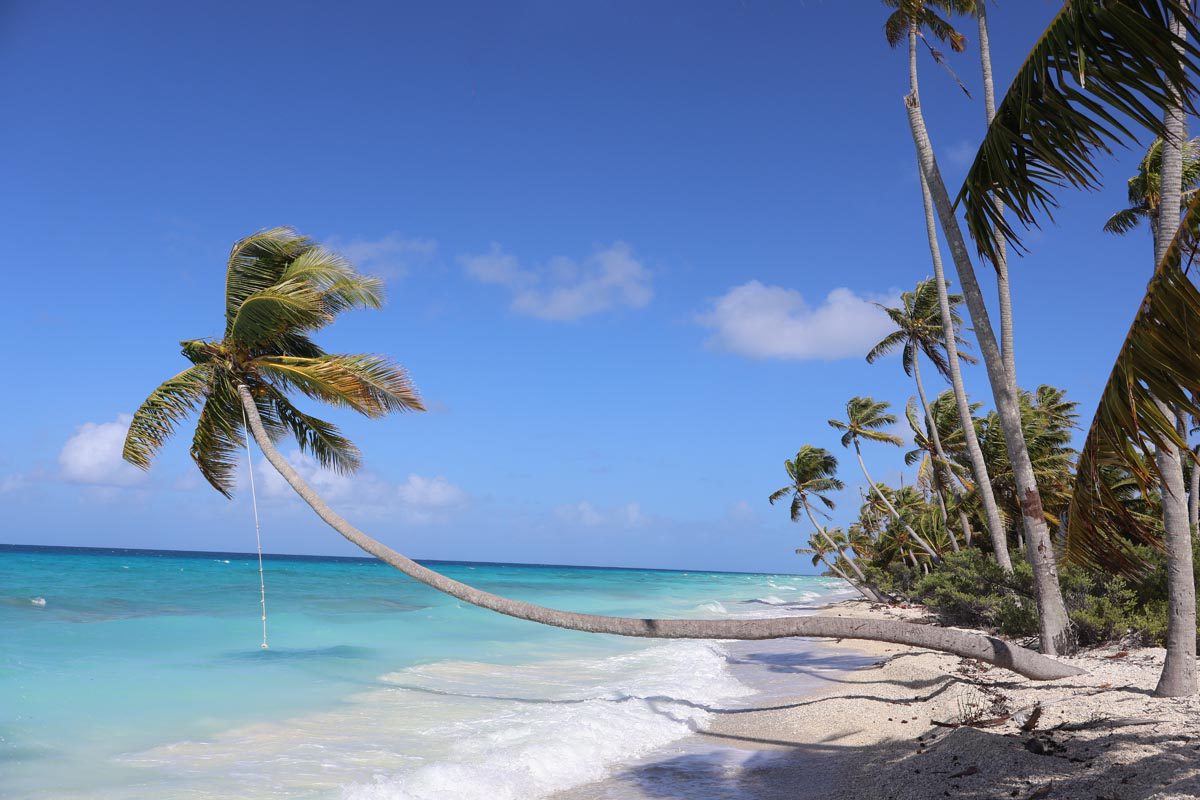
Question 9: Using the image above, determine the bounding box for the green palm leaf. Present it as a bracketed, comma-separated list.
[956, 0, 1200, 266]
[224, 227, 313, 334]
[1067, 195, 1200, 574]
[229, 280, 329, 346]
[123, 365, 213, 470]
[254, 354, 423, 417]
[266, 388, 362, 474]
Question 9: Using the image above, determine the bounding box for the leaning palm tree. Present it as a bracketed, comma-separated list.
[769, 446, 887, 602]
[118, 226, 1083, 681]
[884, 0, 1014, 581]
[867, 279, 1007, 563]
[829, 397, 941, 560]
[797, 531, 874, 601]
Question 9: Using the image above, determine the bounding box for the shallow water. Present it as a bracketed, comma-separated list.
[0, 545, 854, 799]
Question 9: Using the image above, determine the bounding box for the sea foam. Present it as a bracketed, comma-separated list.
[341, 641, 752, 800]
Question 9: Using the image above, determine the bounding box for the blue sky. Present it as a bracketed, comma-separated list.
[0, 1, 1161, 573]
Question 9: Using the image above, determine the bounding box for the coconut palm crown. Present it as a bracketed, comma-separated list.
[828, 397, 903, 450]
[122, 227, 424, 496]
[866, 278, 975, 379]
[882, 0, 975, 53]
[1103, 136, 1200, 237]
[768, 445, 845, 522]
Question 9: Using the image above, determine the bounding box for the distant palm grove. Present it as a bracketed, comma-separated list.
[126, 1, 1200, 694]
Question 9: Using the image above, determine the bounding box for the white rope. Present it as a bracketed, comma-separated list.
[242, 401, 270, 650]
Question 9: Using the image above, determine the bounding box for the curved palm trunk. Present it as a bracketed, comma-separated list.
[908, 27, 1012, 573]
[236, 386, 1083, 680]
[802, 503, 868, 584]
[912, 353, 961, 552]
[1152, 13, 1196, 697]
[905, 92, 1073, 656]
[818, 555, 875, 602]
[801, 503, 888, 603]
[853, 440, 939, 561]
[977, 3, 1018, 389]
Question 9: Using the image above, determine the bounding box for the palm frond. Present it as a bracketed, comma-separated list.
[768, 486, 792, 505]
[224, 227, 313, 335]
[189, 379, 246, 498]
[229, 280, 329, 346]
[254, 354, 424, 416]
[956, 0, 1200, 266]
[1066, 194, 1200, 574]
[265, 388, 362, 474]
[282, 245, 385, 316]
[1103, 206, 1149, 235]
[865, 329, 908, 364]
[123, 365, 212, 470]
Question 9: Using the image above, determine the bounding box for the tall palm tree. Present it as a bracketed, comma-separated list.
[1144, 15, 1195, 698]
[769, 446, 886, 601]
[972, 1, 1018, 389]
[1100, 121, 1200, 693]
[829, 396, 941, 560]
[1142, 4, 1194, 700]
[125, 229, 1084, 679]
[867, 278, 1008, 563]
[884, 0, 1017, 580]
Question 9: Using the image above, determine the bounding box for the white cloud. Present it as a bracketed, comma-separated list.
[697, 281, 898, 360]
[461, 242, 652, 321]
[329, 233, 437, 279]
[555, 500, 646, 530]
[461, 243, 529, 287]
[58, 415, 147, 487]
[255, 451, 467, 523]
[397, 474, 468, 509]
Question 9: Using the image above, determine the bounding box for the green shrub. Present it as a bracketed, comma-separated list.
[874, 545, 1197, 648]
[908, 550, 1039, 636]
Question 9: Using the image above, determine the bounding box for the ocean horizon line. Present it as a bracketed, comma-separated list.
[0, 542, 815, 578]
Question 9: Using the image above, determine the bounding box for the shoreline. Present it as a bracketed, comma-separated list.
[564, 599, 1200, 799]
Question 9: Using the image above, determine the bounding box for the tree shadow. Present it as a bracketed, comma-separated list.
[600, 715, 1200, 799]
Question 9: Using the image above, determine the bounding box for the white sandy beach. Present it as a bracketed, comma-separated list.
[558, 600, 1200, 800]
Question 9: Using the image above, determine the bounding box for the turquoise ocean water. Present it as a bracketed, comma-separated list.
[1, 545, 857, 799]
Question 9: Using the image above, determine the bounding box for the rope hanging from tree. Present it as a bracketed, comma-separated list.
[241, 401, 270, 651]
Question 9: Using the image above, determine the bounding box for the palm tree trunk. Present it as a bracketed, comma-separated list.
[905, 89, 1073, 656]
[908, 26, 1012, 573]
[853, 440, 940, 560]
[804, 505, 868, 583]
[800, 503, 888, 603]
[913, 352, 962, 552]
[976, 3, 1018, 389]
[1189, 445, 1199, 533]
[907, 549, 920, 571]
[235, 386, 1083, 680]
[818, 554, 876, 602]
[1152, 11, 1196, 696]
